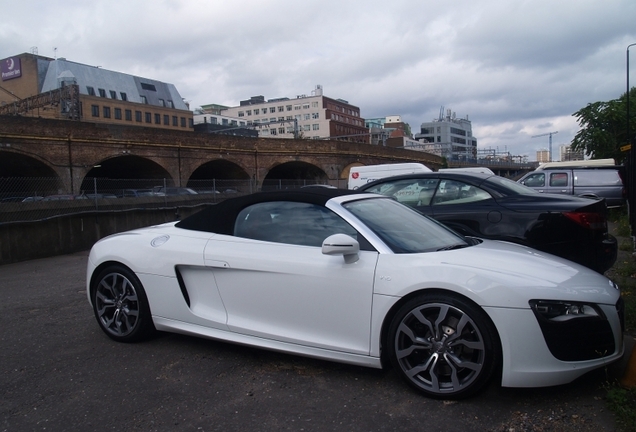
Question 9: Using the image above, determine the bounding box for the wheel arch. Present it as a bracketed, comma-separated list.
[88, 260, 137, 306]
[378, 287, 503, 371]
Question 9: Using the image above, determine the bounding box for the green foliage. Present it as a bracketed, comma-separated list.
[571, 87, 636, 162]
[606, 386, 636, 432]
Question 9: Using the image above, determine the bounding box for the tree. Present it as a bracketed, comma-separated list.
[571, 87, 636, 162]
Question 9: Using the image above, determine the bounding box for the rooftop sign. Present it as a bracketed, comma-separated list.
[1, 57, 22, 81]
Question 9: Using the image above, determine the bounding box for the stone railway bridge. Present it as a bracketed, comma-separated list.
[0, 116, 444, 194]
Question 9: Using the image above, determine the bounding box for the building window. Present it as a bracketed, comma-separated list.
[115, 108, 122, 120]
[269, 107, 276, 113]
[294, 105, 301, 110]
[125, 109, 132, 121]
[222, 118, 228, 126]
[312, 113, 319, 119]
[140, 95, 147, 104]
[278, 106, 284, 112]
[189, 118, 193, 128]
[278, 117, 284, 121]
[286, 105, 292, 111]
[87, 86, 95, 96]
[254, 108, 260, 115]
[181, 117, 186, 127]
[168, 100, 175, 108]
[304, 114, 310, 120]
[302, 104, 310, 109]
[120, 92, 128, 101]
[110, 90, 117, 99]
[135, 111, 142, 122]
[145, 112, 152, 123]
[271, 128, 277, 136]
[312, 124, 319, 130]
[278, 127, 285, 134]
[140, 83, 157, 91]
[246, 110, 252, 116]
[238, 111, 244, 117]
[103, 106, 111, 118]
[98, 89, 106, 98]
[163, 114, 170, 125]
[155, 113, 161, 124]
[303, 125, 310, 131]
[312, 102, 318, 108]
[172, 116, 178, 126]
[91, 105, 99, 117]
[158, 99, 166, 107]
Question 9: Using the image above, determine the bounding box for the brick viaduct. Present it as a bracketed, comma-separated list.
[0, 116, 444, 192]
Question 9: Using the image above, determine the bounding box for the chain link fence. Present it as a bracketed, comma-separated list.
[0, 177, 346, 224]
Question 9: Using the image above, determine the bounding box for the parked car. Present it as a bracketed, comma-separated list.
[119, 189, 165, 198]
[87, 188, 624, 399]
[358, 171, 617, 273]
[152, 187, 198, 195]
[42, 194, 88, 201]
[517, 159, 625, 207]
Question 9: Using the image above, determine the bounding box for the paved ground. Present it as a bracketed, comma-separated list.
[0, 250, 628, 432]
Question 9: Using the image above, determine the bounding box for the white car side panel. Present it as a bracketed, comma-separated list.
[204, 237, 379, 355]
[153, 316, 383, 369]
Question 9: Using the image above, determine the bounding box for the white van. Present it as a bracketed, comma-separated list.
[348, 163, 431, 189]
[439, 167, 495, 175]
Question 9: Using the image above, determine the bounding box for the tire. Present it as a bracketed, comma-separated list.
[91, 265, 155, 342]
[387, 293, 499, 399]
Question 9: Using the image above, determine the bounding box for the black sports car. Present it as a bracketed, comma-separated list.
[359, 172, 617, 273]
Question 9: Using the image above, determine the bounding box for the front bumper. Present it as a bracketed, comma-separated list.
[484, 303, 624, 388]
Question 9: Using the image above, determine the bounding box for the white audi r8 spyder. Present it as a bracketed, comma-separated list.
[86, 188, 625, 399]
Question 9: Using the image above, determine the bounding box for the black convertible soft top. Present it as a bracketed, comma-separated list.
[175, 188, 363, 234]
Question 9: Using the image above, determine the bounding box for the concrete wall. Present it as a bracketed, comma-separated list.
[0, 204, 209, 265]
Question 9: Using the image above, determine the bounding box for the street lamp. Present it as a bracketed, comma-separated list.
[628, 43, 636, 152]
[628, 43, 636, 234]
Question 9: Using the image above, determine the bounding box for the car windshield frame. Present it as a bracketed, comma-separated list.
[342, 197, 468, 253]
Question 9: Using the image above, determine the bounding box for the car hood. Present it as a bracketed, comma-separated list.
[374, 238, 619, 308]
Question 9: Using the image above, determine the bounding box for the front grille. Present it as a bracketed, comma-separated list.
[532, 311, 616, 362]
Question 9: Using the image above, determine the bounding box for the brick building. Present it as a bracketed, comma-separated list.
[220, 85, 368, 143]
[0, 53, 193, 131]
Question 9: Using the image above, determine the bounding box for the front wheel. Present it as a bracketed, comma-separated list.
[387, 293, 499, 399]
[91, 265, 155, 342]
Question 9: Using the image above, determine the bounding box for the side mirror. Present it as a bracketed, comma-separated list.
[322, 234, 360, 264]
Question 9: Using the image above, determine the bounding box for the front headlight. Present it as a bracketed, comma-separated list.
[529, 300, 604, 322]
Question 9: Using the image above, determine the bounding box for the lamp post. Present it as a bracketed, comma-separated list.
[628, 43, 636, 234]
[629, 43, 636, 152]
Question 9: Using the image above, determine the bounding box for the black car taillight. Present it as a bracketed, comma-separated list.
[563, 211, 606, 230]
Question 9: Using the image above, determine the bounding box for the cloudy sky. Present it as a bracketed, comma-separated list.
[2, 0, 635, 161]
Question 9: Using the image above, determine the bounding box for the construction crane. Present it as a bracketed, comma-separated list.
[532, 131, 558, 162]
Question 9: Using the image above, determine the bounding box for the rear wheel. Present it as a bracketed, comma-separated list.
[91, 265, 155, 342]
[388, 293, 499, 399]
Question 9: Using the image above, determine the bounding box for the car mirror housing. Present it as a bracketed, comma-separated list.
[322, 234, 360, 264]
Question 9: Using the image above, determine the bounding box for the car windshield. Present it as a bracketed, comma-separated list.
[489, 175, 539, 196]
[343, 197, 468, 253]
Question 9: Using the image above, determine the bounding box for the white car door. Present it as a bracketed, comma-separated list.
[203, 201, 379, 355]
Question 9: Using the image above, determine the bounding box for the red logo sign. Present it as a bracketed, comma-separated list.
[352, 172, 359, 179]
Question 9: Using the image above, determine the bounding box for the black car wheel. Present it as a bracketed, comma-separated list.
[91, 265, 155, 342]
[388, 293, 500, 399]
